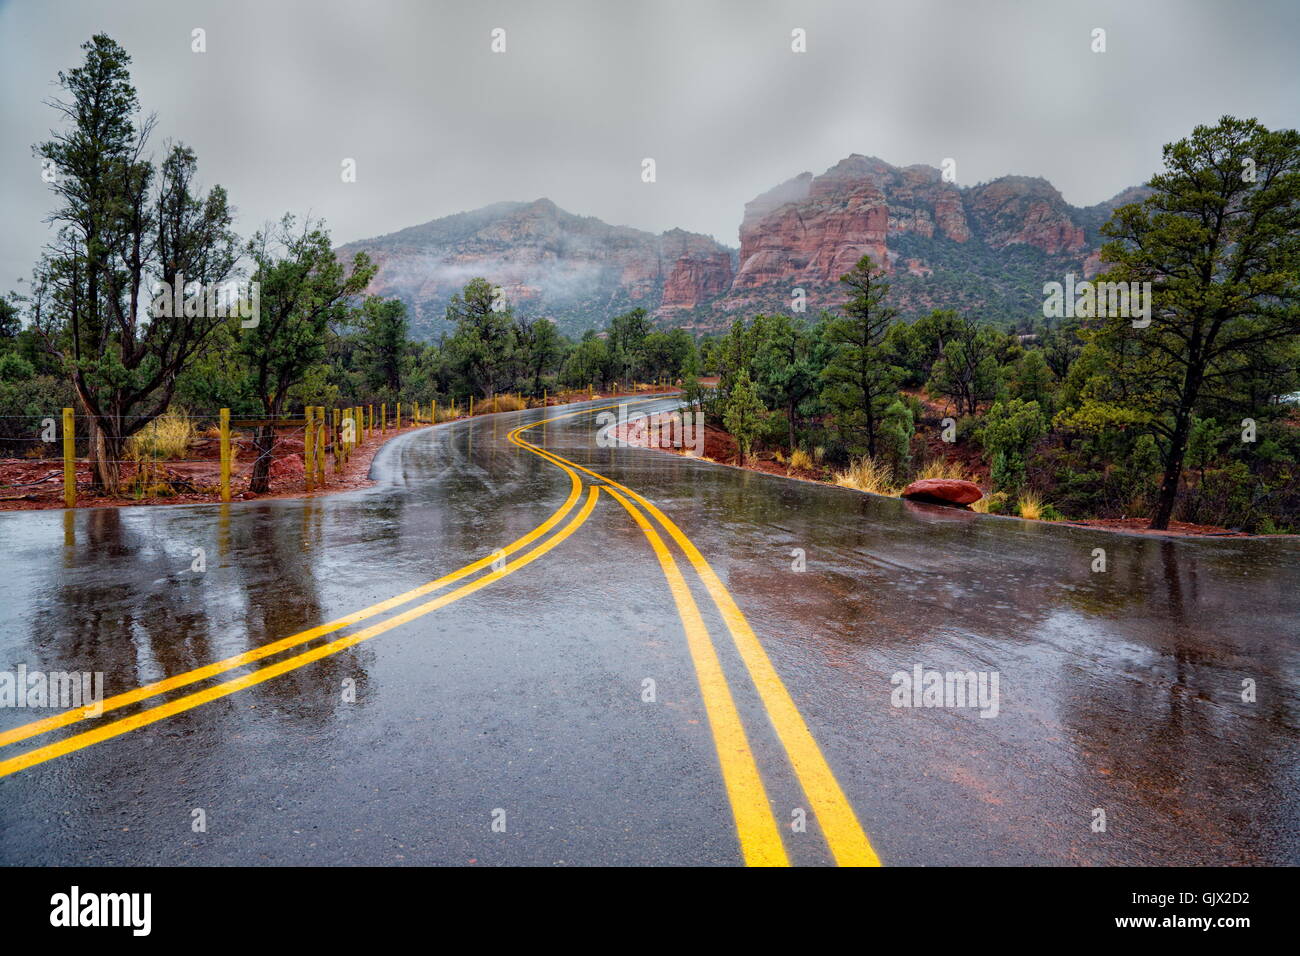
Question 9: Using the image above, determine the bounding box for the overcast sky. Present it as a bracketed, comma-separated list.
[2, 0, 1298, 286]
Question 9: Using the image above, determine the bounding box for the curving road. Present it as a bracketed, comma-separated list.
[1, 395, 1297, 866]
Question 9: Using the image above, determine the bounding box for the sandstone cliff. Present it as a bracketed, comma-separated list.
[339, 157, 1148, 337]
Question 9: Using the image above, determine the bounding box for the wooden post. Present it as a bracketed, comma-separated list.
[432, 400, 437, 424]
[469, 397, 474, 417]
[381, 403, 387, 434]
[304, 406, 315, 492]
[219, 408, 231, 502]
[62, 407, 75, 508]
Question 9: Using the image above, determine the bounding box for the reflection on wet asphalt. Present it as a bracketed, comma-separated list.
[1, 397, 1296, 865]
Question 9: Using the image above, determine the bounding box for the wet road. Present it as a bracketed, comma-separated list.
[1, 396, 1297, 865]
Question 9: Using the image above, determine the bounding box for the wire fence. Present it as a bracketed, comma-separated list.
[0, 383, 681, 505]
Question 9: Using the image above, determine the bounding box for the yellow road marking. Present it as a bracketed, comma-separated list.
[514, 417, 882, 867]
[603, 486, 788, 866]
[1, 399, 651, 751]
[0, 486, 602, 779]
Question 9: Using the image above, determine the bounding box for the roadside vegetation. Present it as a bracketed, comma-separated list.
[689, 116, 1300, 533]
[2, 35, 1296, 532]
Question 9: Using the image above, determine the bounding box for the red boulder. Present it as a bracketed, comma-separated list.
[900, 478, 983, 507]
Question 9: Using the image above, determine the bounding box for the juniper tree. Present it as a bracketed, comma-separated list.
[1094, 116, 1300, 529]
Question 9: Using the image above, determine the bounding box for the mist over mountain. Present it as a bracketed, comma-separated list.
[338, 157, 1149, 339]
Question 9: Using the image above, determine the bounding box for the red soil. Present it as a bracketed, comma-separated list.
[0, 384, 677, 512]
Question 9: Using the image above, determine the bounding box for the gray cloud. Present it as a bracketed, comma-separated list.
[2, 0, 1298, 288]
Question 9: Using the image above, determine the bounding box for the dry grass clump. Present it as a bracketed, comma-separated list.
[834, 455, 899, 497]
[473, 394, 527, 415]
[916, 457, 973, 482]
[1017, 491, 1042, 520]
[127, 410, 196, 461]
[788, 448, 815, 472]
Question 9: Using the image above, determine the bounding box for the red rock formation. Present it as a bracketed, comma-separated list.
[965, 177, 1085, 254]
[729, 156, 976, 310]
[733, 162, 891, 303]
[340, 159, 1138, 337]
[900, 478, 984, 506]
[658, 229, 733, 310]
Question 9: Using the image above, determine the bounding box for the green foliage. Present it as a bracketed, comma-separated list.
[357, 296, 409, 393]
[1092, 115, 1300, 528]
[722, 369, 766, 465]
[820, 255, 903, 458]
[561, 332, 611, 389]
[443, 277, 518, 397]
[926, 319, 1004, 416]
[980, 398, 1048, 492]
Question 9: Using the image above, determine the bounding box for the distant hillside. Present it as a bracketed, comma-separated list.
[335, 199, 734, 339]
[338, 158, 1150, 339]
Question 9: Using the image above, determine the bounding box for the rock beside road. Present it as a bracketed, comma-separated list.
[900, 478, 983, 507]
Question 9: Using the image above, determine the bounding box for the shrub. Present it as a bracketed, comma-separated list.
[1017, 491, 1042, 520]
[126, 410, 197, 461]
[834, 456, 898, 496]
[788, 448, 814, 472]
[981, 398, 1048, 492]
[916, 457, 973, 482]
[474, 394, 526, 415]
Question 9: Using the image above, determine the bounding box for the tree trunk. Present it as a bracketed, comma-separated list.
[84, 417, 100, 493]
[1151, 412, 1192, 530]
[92, 420, 123, 497]
[249, 423, 275, 494]
[787, 400, 796, 453]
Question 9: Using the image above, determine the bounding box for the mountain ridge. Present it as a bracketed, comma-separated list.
[337, 158, 1149, 338]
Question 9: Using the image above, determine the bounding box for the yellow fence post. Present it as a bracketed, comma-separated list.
[381, 403, 387, 434]
[469, 396, 474, 418]
[432, 400, 437, 424]
[62, 407, 75, 508]
[219, 408, 231, 502]
[396, 401, 402, 429]
[304, 406, 315, 493]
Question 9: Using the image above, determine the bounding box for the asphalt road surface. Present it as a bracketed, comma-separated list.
[1, 396, 1297, 866]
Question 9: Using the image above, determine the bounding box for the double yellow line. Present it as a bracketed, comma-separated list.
[0, 400, 652, 778]
[3, 396, 880, 869]
[511, 412, 881, 867]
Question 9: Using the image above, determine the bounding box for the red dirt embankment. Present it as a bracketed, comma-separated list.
[0, 385, 676, 512]
[615, 409, 1273, 540]
[0, 421, 430, 511]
